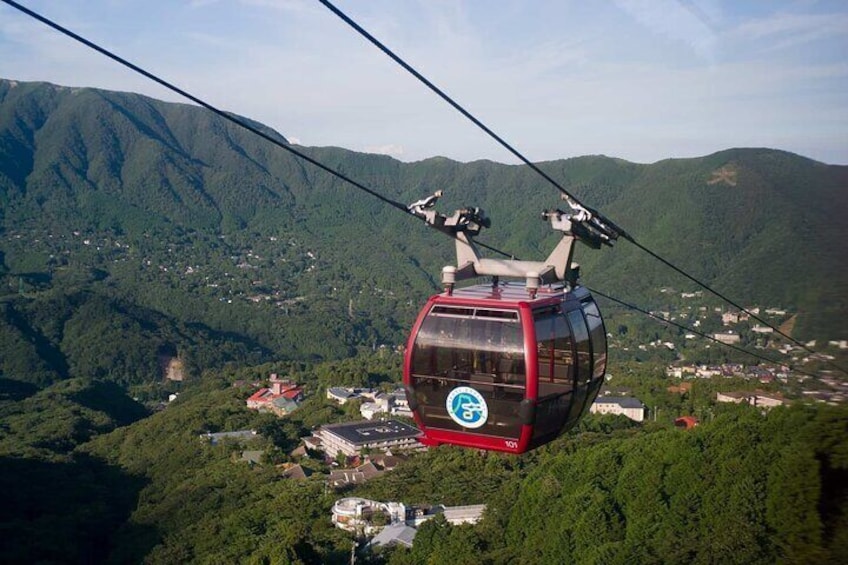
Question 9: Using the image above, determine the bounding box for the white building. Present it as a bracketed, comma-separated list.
[360, 389, 413, 420]
[696, 365, 721, 379]
[589, 396, 645, 422]
[713, 331, 741, 345]
[332, 497, 486, 547]
[315, 419, 422, 457]
[327, 387, 358, 404]
[332, 498, 406, 534]
[360, 401, 385, 420]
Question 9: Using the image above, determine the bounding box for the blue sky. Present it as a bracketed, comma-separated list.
[1, 0, 846, 164]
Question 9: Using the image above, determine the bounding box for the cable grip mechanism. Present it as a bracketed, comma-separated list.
[409, 191, 587, 295]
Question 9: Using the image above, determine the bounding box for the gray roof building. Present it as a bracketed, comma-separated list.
[590, 396, 646, 422]
[316, 419, 422, 457]
[369, 523, 418, 548]
[201, 429, 259, 445]
[594, 396, 644, 409]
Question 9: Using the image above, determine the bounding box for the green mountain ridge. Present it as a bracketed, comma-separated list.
[0, 76, 846, 562]
[1, 78, 846, 387]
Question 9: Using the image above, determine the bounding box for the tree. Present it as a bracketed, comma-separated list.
[336, 450, 348, 468]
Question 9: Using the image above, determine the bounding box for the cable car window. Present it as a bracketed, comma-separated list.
[564, 309, 592, 427]
[579, 299, 607, 418]
[430, 306, 475, 317]
[533, 310, 574, 390]
[475, 309, 520, 321]
[429, 306, 519, 321]
[532, 308, 575, 441]
[582, 299, 607, 381]
[409, 307, 525, 438]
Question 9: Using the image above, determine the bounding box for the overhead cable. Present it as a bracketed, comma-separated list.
[316, 0, 616, 229]
[6, 0, 843, 377]
[0, 0, 517, 259]
[588, 287, 826, 381]
[0, 0, 410, 215]
[318, 0, 847, 376]
[626, 238, 846, 374]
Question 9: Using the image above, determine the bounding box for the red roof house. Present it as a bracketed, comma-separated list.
[674, 416, 700, 430]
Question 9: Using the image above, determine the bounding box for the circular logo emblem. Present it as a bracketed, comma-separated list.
[446, 386, 489, 429]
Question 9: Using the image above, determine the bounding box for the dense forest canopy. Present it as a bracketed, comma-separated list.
[2, 367, 845, 563]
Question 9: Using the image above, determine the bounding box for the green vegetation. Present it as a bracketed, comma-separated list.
[363, 404, 848, 565]
[0, 377, 149, 563]
[0, 290, 268, 388]
[3, 367, 846, 563]
[497, 405, 847, 564]
[2, 79, 847, 386]
[1, 78, 847, 563]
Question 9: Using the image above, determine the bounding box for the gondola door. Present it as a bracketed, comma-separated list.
[405, 301, 529, 452]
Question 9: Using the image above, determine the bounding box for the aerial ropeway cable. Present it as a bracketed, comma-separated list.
[2, 0, 841, 454]
[5, 0, 832, 376]
[0, 0, 413, 217]
[588, 287, 826, 381]
[2, 0, 622, 452]
[0, 0, 522, 258]
[317, 0, 848, 378]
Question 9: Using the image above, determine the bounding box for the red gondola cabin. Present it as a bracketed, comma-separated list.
[403, 281, 606, 454]
[403, 190, 620, 453]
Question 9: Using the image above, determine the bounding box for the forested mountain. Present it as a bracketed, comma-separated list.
[0, 77, 846, 563]
[1, 78, 846, 386]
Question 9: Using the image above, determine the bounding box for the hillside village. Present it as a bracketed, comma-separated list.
[614, 288, 845, 357]
[607, 288, 847, 402]
[7, 221, 848, 553]
[2, 228, 331, 311]
[6, 227, 847, 356]
[5, 226, 847, 398]
[226, 336, 847, 479]
[224, 285, 848, 458]
[200, 355, 848, 552]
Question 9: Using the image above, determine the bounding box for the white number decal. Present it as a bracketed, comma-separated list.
[504, 440, 518, 449]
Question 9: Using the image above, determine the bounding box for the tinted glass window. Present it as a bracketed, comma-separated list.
[563, 309, 592, 429]
[582, 299, 607, 381]
[532, 307, 575, 441]
[581, 299, 608, 417]
[534, 308, 574, 392]
[409, 308, 525, 439]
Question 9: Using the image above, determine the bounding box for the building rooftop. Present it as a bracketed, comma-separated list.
[321, 419, 421, 446]
[240, 450, 264, 464]
[281, 388, 302, 400]
[281, 464, 311, 480]
[442, 505, 487, 524]
[370, 523, 418, 548]
[327, 387, 356, 399]
[674, 416, 700, 430]
[594, 396, 644, 409]
[271, 397, 300, 413]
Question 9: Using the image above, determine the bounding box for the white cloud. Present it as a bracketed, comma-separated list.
[614, 0, 720, 61]
[731, 12, 848, 53]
